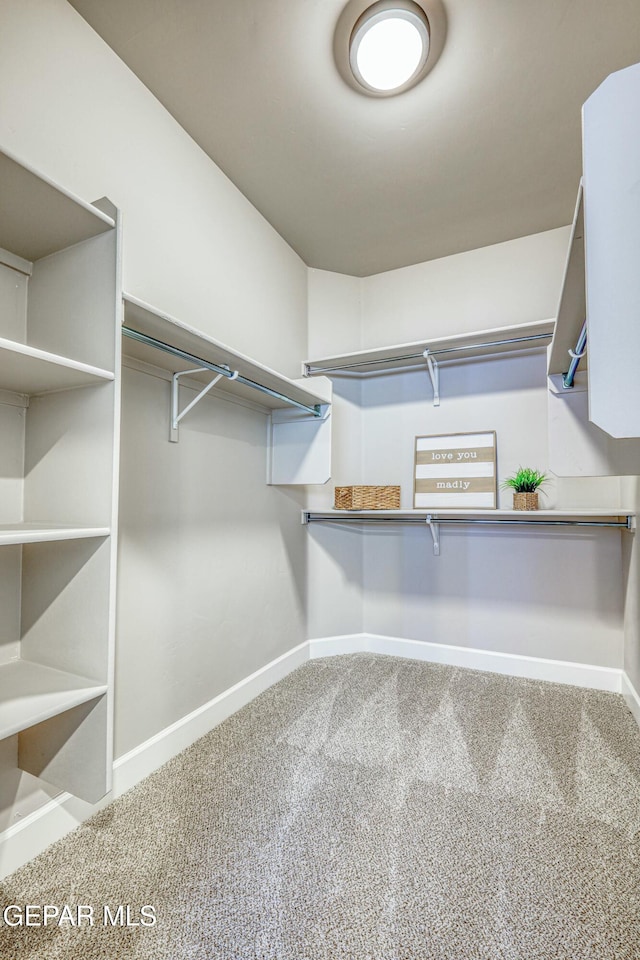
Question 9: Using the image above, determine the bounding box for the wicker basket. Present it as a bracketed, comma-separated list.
[335, 485, 401, 510]
[513, 492, 539, 511]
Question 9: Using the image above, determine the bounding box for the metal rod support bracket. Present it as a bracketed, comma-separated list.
[170, 366, 238, 442]
[426, 515, 440, 556]
[424, 350, 440, 407]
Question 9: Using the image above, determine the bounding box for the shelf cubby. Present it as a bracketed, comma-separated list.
[0, 660, 107, 742]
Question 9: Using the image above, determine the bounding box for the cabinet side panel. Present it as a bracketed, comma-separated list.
[0, 400, 25, 523]
[584, 63, 640, 438]
[0, 261, 28, 343]
[27, 230, 117, 372]
[0, 545, 21, 666]
[23, 382, 115, 526]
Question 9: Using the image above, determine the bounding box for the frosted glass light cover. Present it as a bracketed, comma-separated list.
[350, 8, 430, 92]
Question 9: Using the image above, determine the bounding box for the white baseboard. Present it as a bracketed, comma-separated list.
[0, 640, 310, 880]
[621, 671, 640, 728]
[309, 632, 623, 693]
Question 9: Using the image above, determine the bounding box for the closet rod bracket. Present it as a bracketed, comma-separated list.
[423, 350, 440, 406]
[170, 366, 238, 442]
[426, 515, 440, 556]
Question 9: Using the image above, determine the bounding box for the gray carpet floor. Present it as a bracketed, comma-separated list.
[1, 653, 640, 959]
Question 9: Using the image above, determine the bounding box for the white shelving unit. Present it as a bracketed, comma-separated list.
[122, 294, 333, 484]
[0, 147, 121, 803]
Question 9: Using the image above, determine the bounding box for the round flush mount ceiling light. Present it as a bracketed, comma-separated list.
[334, 0, 446, 97]
[350, 3, 429, 93]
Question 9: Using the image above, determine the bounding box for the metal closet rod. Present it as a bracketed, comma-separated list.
[307, 332, 553, 375]
[304, 514, 632, 529]
[122, 326, 323, 418]
[563, 321, 587, 390]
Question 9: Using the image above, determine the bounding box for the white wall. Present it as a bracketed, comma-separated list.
[0, 0, 310, 839]
[307, 230, 627, 670]
[358, 357, 623, 666]
[115, 364, 307, 757]
[305, 378, 364, 640]
[0, 0, 306, 379]
[360, 227, 571, 347]
[307, 270, 362, 360]
[308, 227, 571, 358]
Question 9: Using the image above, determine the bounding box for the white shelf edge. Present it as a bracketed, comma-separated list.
[304, 319, 556, 375]
[0, 337, 114, 380]
[0, 659, 107, 741]
[0, 525, 110, 546]
[122, 292, 330, 410]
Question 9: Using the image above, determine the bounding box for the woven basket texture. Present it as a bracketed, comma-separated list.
[513, 492, 539, 511]
[335, 485, 401, 510]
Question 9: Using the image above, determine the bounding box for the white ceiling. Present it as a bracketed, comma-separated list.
[68, 0, 640, 276]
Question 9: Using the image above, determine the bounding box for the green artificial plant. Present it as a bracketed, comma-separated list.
[501, 467, 548, 494]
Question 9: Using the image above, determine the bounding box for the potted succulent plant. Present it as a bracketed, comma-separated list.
[501, 467, 548, 511]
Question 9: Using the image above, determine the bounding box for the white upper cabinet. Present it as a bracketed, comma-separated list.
[583, 61, 640, 439]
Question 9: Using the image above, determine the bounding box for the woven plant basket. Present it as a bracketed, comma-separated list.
[513, 491, 539, 511]
[335, 485, 401, 510]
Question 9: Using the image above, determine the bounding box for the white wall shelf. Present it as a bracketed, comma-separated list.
[304, 319, 555, 377]
[0, 338, 114, 395]
[122, 293, 332, 483]
[0, 660, 107, 741]
[123, 293, 330, 418]
[0, 524, 110, 546]
[0, 147, 114, 261]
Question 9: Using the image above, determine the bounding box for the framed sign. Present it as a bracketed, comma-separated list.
[414, 431, 497, 509]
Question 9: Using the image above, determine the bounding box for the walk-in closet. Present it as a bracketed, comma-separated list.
[1, 2, 640, 958]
